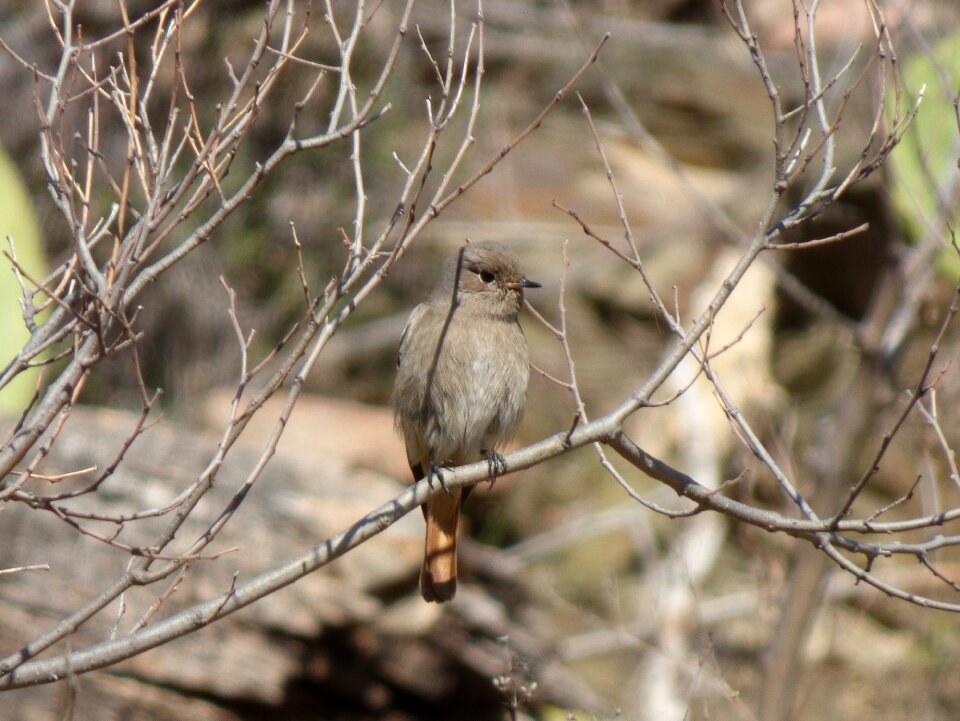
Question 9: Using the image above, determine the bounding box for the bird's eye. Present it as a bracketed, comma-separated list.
[478, 270, 495, 284]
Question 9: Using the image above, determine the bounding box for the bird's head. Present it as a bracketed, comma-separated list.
[438, 241, 540, 317]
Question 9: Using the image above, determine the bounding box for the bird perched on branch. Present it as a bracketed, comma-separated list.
[393, 241, 540, 602]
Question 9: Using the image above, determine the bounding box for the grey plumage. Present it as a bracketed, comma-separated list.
[392, 241, 539, 602]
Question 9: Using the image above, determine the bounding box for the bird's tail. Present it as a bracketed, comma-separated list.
[421, 487, 461, 602]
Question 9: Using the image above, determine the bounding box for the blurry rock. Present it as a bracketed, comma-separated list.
[0, 400, 604, 719]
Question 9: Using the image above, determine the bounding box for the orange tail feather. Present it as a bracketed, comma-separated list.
[420, 488, 461, 602]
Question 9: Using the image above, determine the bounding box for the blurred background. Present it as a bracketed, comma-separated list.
[2, 0, 960, 719]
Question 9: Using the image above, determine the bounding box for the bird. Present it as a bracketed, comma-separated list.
[392, 240, 540, 602]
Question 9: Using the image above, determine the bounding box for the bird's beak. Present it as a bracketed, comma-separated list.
[504, 277, 542, 290]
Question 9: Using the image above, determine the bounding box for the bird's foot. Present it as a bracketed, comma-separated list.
[481, 449, 508, 488]
[428, 462, 450, 493]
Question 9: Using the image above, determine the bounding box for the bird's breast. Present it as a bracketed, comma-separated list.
[425, 314, 529, 459]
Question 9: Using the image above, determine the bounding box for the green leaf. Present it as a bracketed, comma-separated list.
[889, 32, 960, 276]
[0, 143, 46, 414]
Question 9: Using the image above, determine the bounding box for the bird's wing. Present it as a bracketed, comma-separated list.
[396, 302, 429, 368]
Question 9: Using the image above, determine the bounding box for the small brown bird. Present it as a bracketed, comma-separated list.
[392, 241, 540, 602]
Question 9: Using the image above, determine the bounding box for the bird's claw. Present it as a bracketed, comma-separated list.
[482, 449, 507, 488]
[428, 462, 450, 493]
